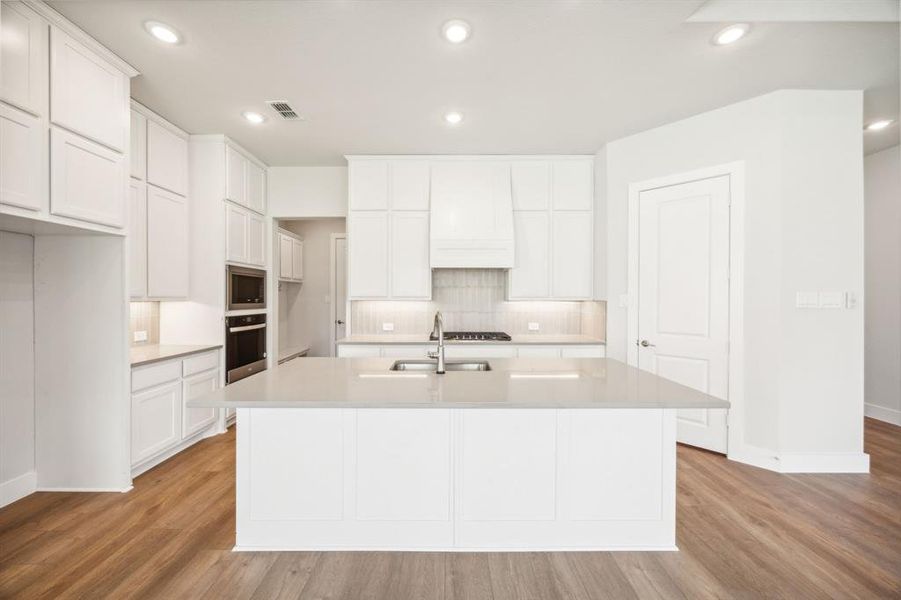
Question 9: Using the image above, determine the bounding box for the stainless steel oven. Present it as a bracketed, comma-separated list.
[226, 313, 267, 384]
[227, 265, 266, 310]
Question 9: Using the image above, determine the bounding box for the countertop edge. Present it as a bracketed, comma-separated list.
[336, 337, 606, 346]
[130, 344, 223, 367]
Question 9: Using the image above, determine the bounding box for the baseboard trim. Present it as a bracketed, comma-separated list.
[36, 486, 133, 493]
[0, 471, 37, 507]
[728, 443, 780, 472]
[776, 452, 870, 474]
[865, 403, 901, 426]
[232, 545, 680, 553]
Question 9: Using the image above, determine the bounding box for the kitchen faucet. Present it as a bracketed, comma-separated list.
[428, 311, 446, 374]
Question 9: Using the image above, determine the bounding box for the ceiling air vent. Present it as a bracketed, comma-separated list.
[266, 100, 304, 121]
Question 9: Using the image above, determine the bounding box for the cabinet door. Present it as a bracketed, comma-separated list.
[131, 380, 182, 465]
[348, 211, 389, 298]
[147, 185, 188, 298]
[128, 179, 147, 298]
[390, 211, 430, 298]
[552, 211, 592, 298]
[0, 1, 47, 116]
[50, 27, 128, 152]
[50, 127, 126, 227]
[390, 160, 430, 210]
[445, 345, 517, 359]
[560, 346, 605, 358]
[349, 160, 388, 210]
[511, 161, 550, 210]
[246, 211, 265, 266]
[509, 212, 550, 299]
[552, 160, 593, 210]
[182, 369, 219, 439]
[146, 120, 187, 196]
[225, 145, 246, 206]
[0, 103, 43, 211]
[278, 234, 293, 279]
[129, 110, 146, 180]
[245, 160, 265, 214]
[225, 203, 248, 264]
[291, 239, 304, 280]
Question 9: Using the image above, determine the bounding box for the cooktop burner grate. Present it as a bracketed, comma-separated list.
[429, 331, 512, 342]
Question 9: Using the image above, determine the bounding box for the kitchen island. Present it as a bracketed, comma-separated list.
[189, 357, 729, 551]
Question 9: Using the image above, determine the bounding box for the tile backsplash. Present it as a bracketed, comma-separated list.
[351, 269, 605, 338]
[129, 301, 160, 345]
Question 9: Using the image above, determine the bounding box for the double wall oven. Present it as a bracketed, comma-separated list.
[226, 265, 268, 384]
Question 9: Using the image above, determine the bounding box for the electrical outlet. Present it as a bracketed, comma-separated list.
[528, 322, 540, 331]
[133, 330, 148, 342]
[382, 322, 395, 332]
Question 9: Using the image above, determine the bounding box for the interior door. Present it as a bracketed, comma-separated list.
[333, 236, 347, 354]
[637, 175, 730, 453]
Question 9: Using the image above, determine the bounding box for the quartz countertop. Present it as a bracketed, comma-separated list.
[187, 357, 728, 410]
[130, 344, 222, 367]
[337, 334, 605, 346]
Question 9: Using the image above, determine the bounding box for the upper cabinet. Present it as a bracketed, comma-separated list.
[225, 143, 266, 214]
[511, 161, 550, 211]
[246, 160, 266, 214]
[0, 1, 48, 116]
[226, 202, 265, 268]
[130, 110, 146, 180]
[146, 186, 188, 298]
[147, 120, 188, 196]
[0, 103, 44, 212]
[50, 27, 128, 152]
[390, 160, 430, 210]
[551, 160, 593, 210]
[349, 161, 388, 210]
[277, 230, 304, 282]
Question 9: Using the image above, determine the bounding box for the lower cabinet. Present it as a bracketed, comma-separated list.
[338, 343, 605, 359]
[131, 349, 221, 475]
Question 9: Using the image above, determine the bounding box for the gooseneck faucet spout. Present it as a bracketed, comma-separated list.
[428, 311, 446, 374]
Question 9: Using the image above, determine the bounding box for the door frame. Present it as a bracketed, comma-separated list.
[329, 233, 348, 357]
[626, 161, 745, 458]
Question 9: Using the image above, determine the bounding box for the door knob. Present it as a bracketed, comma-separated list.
[640, 339, 655, 348]
[336, 319, 345, 325]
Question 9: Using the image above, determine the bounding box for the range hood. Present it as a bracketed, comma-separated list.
[429, 161, 514, 268]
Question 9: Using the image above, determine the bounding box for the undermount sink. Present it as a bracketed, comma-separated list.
[389, 360, 492, 372]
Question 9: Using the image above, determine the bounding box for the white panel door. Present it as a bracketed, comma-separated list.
[50, 27, 128, 152]
[637, 175, 730, 453]
[50, 127, 126, 227]
[0, 1, 47, 116]
[291, 239, 304, 280]
[509, 211, 550, 298]
[333, 236, 347, 350]
[246, 212, 265, 266]
[390, 211, 430, 298]
[147, 185, 188, 298]
[551, 211, 592, 299]
[129, 110, 146, 180]
[225, 145, 246, 206]
[182, 369, 218, 438]
[146, 121, 188, 196]
[0, 103, 43, 211]
[245, 160, 266, 214]
[131, 380, 182, 465]
[226, 203, 248, 263]
[390, 160, 430, 210]
[348, 211, 388, 298]
[511, 161, 550, 210]
[552, 160, 592, 210]
[278, 234, 293, 279]
[128, 179, 147, 298]
[349, 160, 388, 210]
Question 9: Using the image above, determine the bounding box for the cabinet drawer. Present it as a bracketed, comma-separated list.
[183, 350, 219, 377]
[132, 358, 182, 392]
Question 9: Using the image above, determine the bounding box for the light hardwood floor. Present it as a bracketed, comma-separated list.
[1, 418, 899, 599]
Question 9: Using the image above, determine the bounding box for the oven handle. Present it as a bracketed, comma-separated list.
[229, 323, 267, 333]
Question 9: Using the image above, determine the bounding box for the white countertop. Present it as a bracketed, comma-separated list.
[278, 344, 311, 362]
[130, 344, 222, 367]
[187, 357, 728, 410]
[337, 334, 605, 346]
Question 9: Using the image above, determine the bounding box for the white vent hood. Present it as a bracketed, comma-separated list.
[429, 161, 514, 268]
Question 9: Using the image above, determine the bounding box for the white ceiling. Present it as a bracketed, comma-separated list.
[49, 0, 899, 166]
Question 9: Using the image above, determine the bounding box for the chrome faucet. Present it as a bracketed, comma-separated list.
[428, 311, 446, 374]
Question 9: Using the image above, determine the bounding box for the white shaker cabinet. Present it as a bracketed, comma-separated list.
[132, 380, 182, 465]
[349, 160, 389, 210]
[49, 27, 128, 152]
[509, 211, 550, 298]
[246, 160, 266, 214]
[552, 159, 593, 210]
[291, 238, 304, 280]
[130, 110, 146, 180]
[0, 103, 44, 211]
[552, 212, 593, 299]
[511, 161, 550, 210]
[390, 211, 431, 298]
[147, 185, 189, 298]
[128, 179, 147, 298]
[246, 211, 265, 266]
[277, 231, 304, 282]
[348, 211, 389, 298]
[0, 1, 48, 116]
[147, 120, 188, 196]
[390, 160, 430, 210]
[182, 369, 219, 439]
[226, 145, 246, 207]
[226, 202, 265, 267]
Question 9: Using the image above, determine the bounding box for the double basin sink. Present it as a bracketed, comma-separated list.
[389, 360, 491, 372]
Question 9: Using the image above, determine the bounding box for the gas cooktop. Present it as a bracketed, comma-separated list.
[429, 331, 512, 342]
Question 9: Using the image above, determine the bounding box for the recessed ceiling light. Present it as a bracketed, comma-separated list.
[442, 20, 471, 44]
[444, 111, 463, 125]
[865, 119, 894, 131]
[242, 111, 265, 124]
[713, 23, 750, 46]
[144, 21, 180, 44]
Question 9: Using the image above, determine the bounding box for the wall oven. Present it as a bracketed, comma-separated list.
[226, 313, 267, 384]
[227, 265, 266, 310]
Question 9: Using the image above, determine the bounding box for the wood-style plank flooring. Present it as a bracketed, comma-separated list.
[1, 418, 899, 599]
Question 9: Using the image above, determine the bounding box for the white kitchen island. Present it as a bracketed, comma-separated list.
[189, 357, 728, 552]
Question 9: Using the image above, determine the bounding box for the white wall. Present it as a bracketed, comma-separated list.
[864, 145, 901, 425]
[0, 231, 36, 506]
[269, 167, 348, 218]
[605, 90, 867, 472]
[279, 219, 346, 356]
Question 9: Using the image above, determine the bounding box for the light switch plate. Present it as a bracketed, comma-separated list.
[818, 291, 845, 309]
[382, 322, 395, 331]
[795, 291, 819, 308]
[134, 330, 148, 342]
[528, 322, 540, 331]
